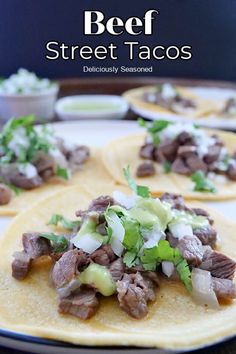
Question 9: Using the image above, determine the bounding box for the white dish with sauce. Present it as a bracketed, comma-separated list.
[55, 95, 129, 120]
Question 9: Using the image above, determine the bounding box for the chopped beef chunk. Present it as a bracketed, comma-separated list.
[194, 226, 217, 248]
[139, 143, 155, 160]
[185, 155, 208, 174]
[166, 232, 179, 248]
[32, 151, 55, 181]
[222, 97, 236, 115]
[154, 140, 179, 163]
[11, 251, 31, 280]
[0, 184, 11, 205]
[212, 277, 236, 300]
[227, 163, 236, 181]
[67, 146, 90, 172]
[109, 258, 125, 282]
[160, 193, 191, 212]
[0, 164, 42, 190]
[22, 233, 51, 259]
[203, 145, 222, 164]
[191, 207, 214, 225]
[172, 157, 191, 175]
[143, 271, 160, 286]
[56, 279, 81, 298]
[136, 162, 155, 177]
[178, 235, 203, 266]
[200, 250, 236, 280]
[141, 274, 157, 302]
[51, 249, 85, 288]
[117, 272, 157, 319]
[177, 131, 196, 146]
[76, 195, 114, 217]
[177, 146, 197, 159]
[58, 287, 99, 319]
[91, 245, 116, 266]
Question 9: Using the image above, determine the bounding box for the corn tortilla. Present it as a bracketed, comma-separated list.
[102, 130, 236, 200]
[0, 183, 235, 350]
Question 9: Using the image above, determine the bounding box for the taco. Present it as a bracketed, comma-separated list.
[102, 120, 236, 200]
[123, 84, 216, 118]
[0, 115, 110, 215]
[0, 174, 235, 350]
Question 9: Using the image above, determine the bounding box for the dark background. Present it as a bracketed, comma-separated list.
[0, 0, 236, 81]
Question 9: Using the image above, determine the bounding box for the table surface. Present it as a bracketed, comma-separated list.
[2, 77, 236, 354]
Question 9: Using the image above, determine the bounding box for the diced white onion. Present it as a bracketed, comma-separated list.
[162, 261, 175, 278]
[191, 268, 219, 309]
[49, 148, 68, 169]
[111, 236, 124, 257]
[107, 211, 125, 242]
[161, 83, 176, 99]
[169, 222, 193, 239]
[8, 127, 30, 156]
[142, 225, 164, 249]
[71, 233, 102, 254]
[112, 190, 137, 209]
[18, 163, 37, 178]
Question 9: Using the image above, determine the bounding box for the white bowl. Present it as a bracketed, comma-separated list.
[0, 85, 59, 122]
[55, 95, 129, 120]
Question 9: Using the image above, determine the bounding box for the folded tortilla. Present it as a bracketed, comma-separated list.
[102, 130, 236, 200]
[0, 149, 112, 216]
[123, 86, 217, 118]
[0, 183, 235, 350]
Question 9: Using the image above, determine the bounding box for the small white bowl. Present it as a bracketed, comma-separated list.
[0, 85, 59, 122]
[55, 95, 129, 120]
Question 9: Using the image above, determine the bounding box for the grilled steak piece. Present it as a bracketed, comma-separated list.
[155, 140, 179, 163]
[51, 249, 87, 288]
[22, 233, 51, 259]
[177, 131, 195, 145]
[109, 258, 125, 282]
[0, 184, 11, 205]
[160, 193, 191, 212]
[166, 232, 179, 248]
[59, 287, 99, 319]
[67, 146, 90, 172]
[139, 143, 155, 160]
[227, 163, 236, 181]
[136, 162, 155, 177]
[212, 277, 236, 300]
[178, 235, 203, 266]
[91, 245, 116, 266]
[186, 155, 208, 174]
[194, 226, 217, 248]
[172, 157, 191, 175]
[76, 195, 114, 217]
[200, 251, 236, 280]
[11, 251, 31, 280]
[177, 146, 197, 159]
[203, 145, 221, 164]
[117, 272, 157, 319]
[0, 164, 42, 190]
[32, 151, 55, 181]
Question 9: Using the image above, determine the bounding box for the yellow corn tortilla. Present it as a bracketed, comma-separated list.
[0, 149, 112, 216]
[102, 130, 236, 200]
[123, 86, 217, 118]
[0, 183, 235, 350]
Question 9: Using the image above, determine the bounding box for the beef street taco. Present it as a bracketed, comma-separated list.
[0, 173, 235, 350]
[0, 115, 110, 215]
[123, 84, 217, 118]
[102, 119, 236, 200]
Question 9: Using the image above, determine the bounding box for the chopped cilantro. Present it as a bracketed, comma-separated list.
[56, 166, 70, 180]
[48, 214, 81, 230]
[123, 251, 140, 268]
[39, 232, 68, 253]
[138, 117, 147, 128]
[148, 120, 172, 134]
[141, 240, 192, 292]
[163, 161, 172, 173]
[123, 166, 150, 198]
[191, 171, 216, 193]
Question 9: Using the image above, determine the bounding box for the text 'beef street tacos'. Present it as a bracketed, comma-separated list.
[0, 115, 110, 215]
[0, 173, 235, 350]
[102, 119, 236, 200]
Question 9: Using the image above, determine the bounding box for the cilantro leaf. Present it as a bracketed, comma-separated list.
[163, 161, 171, 173]
[148, 120, 173, 134]
[141, 240, 192, 291]
[123, 166, 150, 198]
[191, 171, 216, 193]
[138, 118, 147, 128]
[48, 214, 81, 230]
[56, 166, 70, 180]
[39, 232, 68, 253]
[123, 251, 140, 268]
